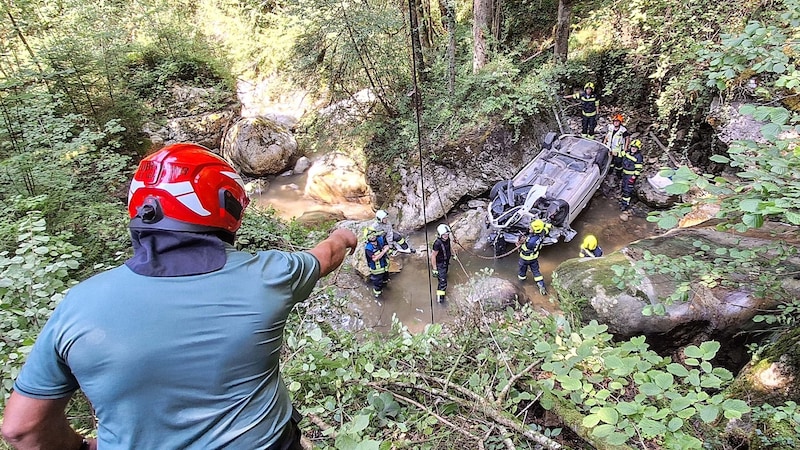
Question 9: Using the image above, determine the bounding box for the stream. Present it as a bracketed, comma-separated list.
[253, 171, 659, 334]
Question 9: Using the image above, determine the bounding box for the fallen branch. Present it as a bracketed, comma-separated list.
[648, 131, 681, 168]
[375, 380, 565, 450]
[372, 384, 485, 448]
[496, 360, 541, 405]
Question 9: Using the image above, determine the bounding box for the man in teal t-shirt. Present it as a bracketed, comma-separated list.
[1, 144, 357, 450]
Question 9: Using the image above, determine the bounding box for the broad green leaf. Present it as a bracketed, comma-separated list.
[597, 407, 619, 425]
[654, 372, 675, 390]
[639, 417, 667, 437]
[671, 396, 694, 412]
[699, 405, 720, 423]
[666, 363, 690, 377]
[583, 413, 601, 428]
[668, 417, 683, 432]
[591, 424, 617, 438]
[739, 198, 761, 212]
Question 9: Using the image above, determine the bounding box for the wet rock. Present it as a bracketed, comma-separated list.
[293, 156, 311, 174]
[222, 116, 300, 177]
[453, 276, 528, 312]
[553, 222, 800, 348]
[297, 210, 346, 227]
[305, 153, 372, 205]
[638, 173, 681, 209]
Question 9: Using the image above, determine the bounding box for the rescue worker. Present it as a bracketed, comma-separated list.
[430, 224, 454, 302]
[619, 139, 644, 211]
[364, 227, 391, 298]
[374, 210, 415, 254]
[564, 82, 600, 137]
[579, 234, 603, 258]
[518, 219, 551, 295]
[603, 113, 630, 180]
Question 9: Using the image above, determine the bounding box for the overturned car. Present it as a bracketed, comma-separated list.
[486, 133, 611, 252]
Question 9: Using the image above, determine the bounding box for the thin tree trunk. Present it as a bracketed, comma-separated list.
[408, 0, 426, 82]
[442, 0, 456, 95]
[473, 0, 491, 72]
[553, 0, 575, 62]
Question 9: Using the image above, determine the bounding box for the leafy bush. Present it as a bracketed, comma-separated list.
[0, 213, 82, 403]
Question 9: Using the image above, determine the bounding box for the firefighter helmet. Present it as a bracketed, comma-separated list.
[376, 210, 389, 221]
[631, 139, 643, 149]
[437, 224, 451, 236]
[584, 82, 595, 90]
[582, 234, 598, 250]
[365, 226, 380, 241]
[530, 219, 545, 233]
[612, 113, 624, 123]
[127, 143, 249, 236]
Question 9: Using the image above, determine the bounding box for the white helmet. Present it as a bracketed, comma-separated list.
[376, 210, 388, 221]
[437, 224, 451, 236]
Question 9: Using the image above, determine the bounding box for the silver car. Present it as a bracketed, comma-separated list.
[486, 132, 612, 252]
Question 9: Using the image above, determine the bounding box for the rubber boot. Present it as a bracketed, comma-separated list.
[537, 281, 548, 296]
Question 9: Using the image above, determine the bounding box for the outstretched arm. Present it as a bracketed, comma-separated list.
[1, 391, 95, 450]
[308, 228, 358, 277]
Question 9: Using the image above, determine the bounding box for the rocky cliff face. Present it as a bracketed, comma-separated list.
[365, 120, 553, 231]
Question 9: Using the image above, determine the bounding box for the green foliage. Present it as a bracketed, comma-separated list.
[0, 213, 82, 402]
[749, 401, 800, 448]
[236, 205, 327, 253]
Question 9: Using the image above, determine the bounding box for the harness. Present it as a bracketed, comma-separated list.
[519, 233, 544, 261]
[365, 238, 389, 274]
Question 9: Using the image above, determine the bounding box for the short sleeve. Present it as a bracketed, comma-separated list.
[287, 251, 321, 302]
[13, 306, 79, 399]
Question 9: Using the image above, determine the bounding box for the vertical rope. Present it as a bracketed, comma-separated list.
[407, 0, 435, 324]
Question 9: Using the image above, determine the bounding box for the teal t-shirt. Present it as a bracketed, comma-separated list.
[13, 247, 320, 449]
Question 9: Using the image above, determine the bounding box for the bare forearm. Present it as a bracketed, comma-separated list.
[308, 228, 357, 276]
[1, 393, 85, 450]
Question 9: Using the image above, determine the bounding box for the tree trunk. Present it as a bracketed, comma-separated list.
[553, 0, 575, 62]
[408, 0, 426, 82]
[473, 0, 491, 72]
[441, 0, 456, 95]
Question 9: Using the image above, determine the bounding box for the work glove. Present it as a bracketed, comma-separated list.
[432, 269, 439, 278]
[628, 176, 636, 184]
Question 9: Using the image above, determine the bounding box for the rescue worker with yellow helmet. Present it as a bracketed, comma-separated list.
[364, 226, 391, 298]
[430, 224, 454, 302]
[579, 234, 603, 258]
[564, 82, 600, 137]
[518, 219, 551, 295]
[603, 113, 630, 180]
[619, 139, 644, 211]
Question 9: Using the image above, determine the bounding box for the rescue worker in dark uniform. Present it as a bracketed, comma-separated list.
[518, 219, 551, 295]
[579, 234, 603, 258]
[364, 227, 390, 298]
[430, 224, 454, 303]
[564, 82, 600, 137]
[620, 139, 644, 211]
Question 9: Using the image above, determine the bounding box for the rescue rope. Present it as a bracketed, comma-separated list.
[407, 0, 435, 324]
[454, 240, 522, 260]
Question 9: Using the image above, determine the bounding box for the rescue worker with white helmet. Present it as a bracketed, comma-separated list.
[373, 209, 415, 254]
[430, 224, 454, 302]
[564, 82, 600, 137]
[519, 219, 551, 295]
[620, 139, 644, 211]
[579, 234, 603, 258]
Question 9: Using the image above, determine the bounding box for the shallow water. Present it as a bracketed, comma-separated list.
[255, 173, 659, 333]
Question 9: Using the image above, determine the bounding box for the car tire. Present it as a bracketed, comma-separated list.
[542, 132, 558, 150]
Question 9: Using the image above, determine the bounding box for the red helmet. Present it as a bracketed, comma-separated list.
[128, 143, 250, 236]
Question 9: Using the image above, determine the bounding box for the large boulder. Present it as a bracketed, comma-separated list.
[221, 117, 300, 177]
[305, 153, 372, 205]
[553, 221, 800, 344]
[637, 173, 681, 209]
[453, 276, 529, 312]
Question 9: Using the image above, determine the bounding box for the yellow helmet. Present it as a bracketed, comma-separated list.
[631, 139, 642, 149]
[364, 226, 380, 240]
[584, 82, 595, 90]
[530, 219, 545, 233]
[582, 234, 598, 250]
